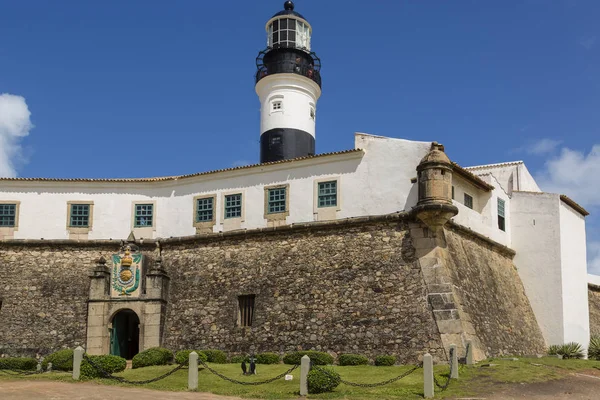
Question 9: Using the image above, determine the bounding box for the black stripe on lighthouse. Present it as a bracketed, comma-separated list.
[260, 128, 315, 163]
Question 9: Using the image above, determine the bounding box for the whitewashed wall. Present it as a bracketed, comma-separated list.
[559, 201, 590, 348]
[590, 274, 600, 286]
[467, 162, 541, 195]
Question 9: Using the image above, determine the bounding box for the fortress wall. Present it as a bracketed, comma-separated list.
[442, 226, 546, 356]
[590, 285, 600, 337]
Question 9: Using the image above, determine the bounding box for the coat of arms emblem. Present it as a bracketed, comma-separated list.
[111, 244, 143, 297]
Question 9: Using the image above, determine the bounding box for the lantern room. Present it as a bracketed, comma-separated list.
[266, 2, 312, 52]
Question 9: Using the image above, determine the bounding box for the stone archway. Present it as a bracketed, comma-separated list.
[110, 309, 140, 360]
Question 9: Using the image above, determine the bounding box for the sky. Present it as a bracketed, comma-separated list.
[0, 0, 599, 274]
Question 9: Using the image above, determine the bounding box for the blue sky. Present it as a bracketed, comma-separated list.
[1, 0, 599, 273]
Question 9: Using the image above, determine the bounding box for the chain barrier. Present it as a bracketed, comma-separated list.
[433, 347, 454, 391]
[82, 354, 184, 385]
[197, 358, 299, 386]
[312, 363, 422, 388]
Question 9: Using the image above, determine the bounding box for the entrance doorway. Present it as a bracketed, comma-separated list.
[110, 309, 140, 360]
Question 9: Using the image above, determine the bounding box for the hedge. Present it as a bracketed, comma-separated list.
[174, 350, 208, 365]
[283, 351, 333, 366]
[80, 355, 126, 379]
[230, 355, 250, 364]
[42, 349, 74, 371]
[200, 349, 227, 364]
[256, 352, 280, 364]
[338, 354, 369, 366]
[307, 366, 341, 394]
[0, 357, 38, 371]
[132, 347, 174, 369]
[375, 355, 396, 366]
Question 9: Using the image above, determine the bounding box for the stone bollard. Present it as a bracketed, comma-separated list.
[300, 355, 310, 396]
[188, 351, 199, 391]
[36, 362, 42, 372]
[47, 362, 53, 373]
[466, 340, 473, 365]
[423, 353, 434, 399]
[450, 344, 458, 379]
[73, 346, 84, 380]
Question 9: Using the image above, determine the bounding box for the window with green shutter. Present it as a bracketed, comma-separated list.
[134, 204, 154, 227]
[69, 204, 90, 227]
[267, 187, 287, 214]
[225, 194, 242, 219]
[498, 198, 506, 231]
[0, 204, 17, 227]
[318, 181, 337, 208]
[464, 193, 473, 209]
[196, 197, 214, 222]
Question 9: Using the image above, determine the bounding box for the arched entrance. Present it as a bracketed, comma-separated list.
[110, 309, 140, 360]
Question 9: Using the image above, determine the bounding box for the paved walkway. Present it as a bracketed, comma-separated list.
[0, 381, 243, 400]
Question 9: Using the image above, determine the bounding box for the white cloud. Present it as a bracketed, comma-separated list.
[535, 143, 600, 274]
[579, 35, 597, 50]
[528, 138, 562, 155]
[0, 94, 34, 177]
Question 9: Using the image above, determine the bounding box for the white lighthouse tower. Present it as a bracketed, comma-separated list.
[255, 1, 322, 163]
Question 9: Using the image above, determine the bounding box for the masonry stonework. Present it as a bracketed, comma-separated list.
[589, 286, 600, 337]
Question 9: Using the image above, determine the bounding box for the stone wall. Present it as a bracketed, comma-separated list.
[590, 285, 600, 337]
[160, 218, 445, 363]
[442, 226, 546, 356]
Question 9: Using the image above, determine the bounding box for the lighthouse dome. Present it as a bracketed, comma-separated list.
[272, 1, 307, 20]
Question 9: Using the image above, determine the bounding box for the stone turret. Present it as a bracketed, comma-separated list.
[413, 142, 458, 231]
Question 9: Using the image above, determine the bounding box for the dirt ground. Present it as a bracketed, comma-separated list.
[1, 373, 599, 399]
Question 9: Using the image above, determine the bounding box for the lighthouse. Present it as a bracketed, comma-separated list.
[255, 1, 322, 163]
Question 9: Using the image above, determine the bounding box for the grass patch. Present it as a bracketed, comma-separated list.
[1, 357, 599, 399]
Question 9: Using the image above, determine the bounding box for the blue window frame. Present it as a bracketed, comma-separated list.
[225, 194, 242, 219]
[69, 204, 90, 227]
[0, 204, 16, 227]
[318, 181, 337, 208]
[196, 197, 214, 222]
[267, 187, 287, 214]
[134, 204, 154, 227]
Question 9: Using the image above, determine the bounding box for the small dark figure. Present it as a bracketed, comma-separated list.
[249, 355, 257, 375]
[241, 361, 247, 375]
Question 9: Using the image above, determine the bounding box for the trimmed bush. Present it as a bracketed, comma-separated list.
[174, 350, 208, 365]
[307, 366, 341, 394]
[0, 357, 38, 371]
[256, 352, 280, 365]
[201, 349, 227, 364]
[42, 349, 74, 371]
[283, 351, 334, 366]
[547, 342, 584, 359]
[588, 336, 600, 360]
[338, 354, 369, 366]
[132, 347, 174, 369]
[375, 355, 396, 366]
[80, 355, 126, 379]
[229, 355, 250, 364]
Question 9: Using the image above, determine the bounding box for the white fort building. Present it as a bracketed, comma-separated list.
[0, 2, 594, 353]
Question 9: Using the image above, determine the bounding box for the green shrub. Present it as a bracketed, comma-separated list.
[375, 355, 396, 366]
[307, 366, 341, 394]
[0, 357, 38, 371]
[229, 355, 250, 364]
[338, 354, 369, 366]
[42, 349, 74, 371]
[132, 347, 173, 369]
[80, 355, 126, 379]
[256, 352, 280, 364]
[201, 349, 227, 364]
[174, 350, 208, 365]
[547, 342, 584, 359]
[283, 351, 333, 365]
[588, 336, 600, 360]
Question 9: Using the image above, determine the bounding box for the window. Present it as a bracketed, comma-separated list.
[238, 295, 256, 327]
[134, 204, 154, 227]
[225, 194, 242, 219]
[196, 197, 214, 222]
[310, 107, 315, 120]
[0, 204, 16, 227]
[464, 193, 473, 210]
[69, 204, 90, 227]
[498, 198, 506, 231]
[318, 181, 337, 208]
[268, 187, 287, 214]
[267, 18, 311, 50]
[452, 186, 455, 200]
[272, 101, 282, 111]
